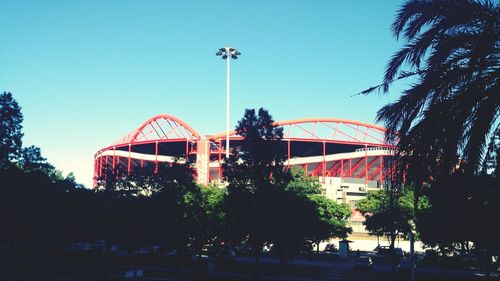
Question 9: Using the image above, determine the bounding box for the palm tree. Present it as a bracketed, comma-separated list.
[362, 0, 499, 186]
[361, 3, 499, 278]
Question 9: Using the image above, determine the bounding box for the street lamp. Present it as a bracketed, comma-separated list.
[216, 47, 241, 158]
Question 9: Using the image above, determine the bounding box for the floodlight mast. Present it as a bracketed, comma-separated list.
[216, 47, 241, 158]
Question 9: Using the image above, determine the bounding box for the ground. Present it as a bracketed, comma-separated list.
[0, 249, 495, 281]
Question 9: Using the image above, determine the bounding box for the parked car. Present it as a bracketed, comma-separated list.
[375, 245, 404, 258]
[419, 249, 439, 264]
[324, 243, 337, 252]
[376, 245, 391, 256]
[354, 256, 373, 270]
[233, 243, 252, 256]
[398, 258, 416, 272]
[393, 248, 404, 257]
[424, 249, 439, 259]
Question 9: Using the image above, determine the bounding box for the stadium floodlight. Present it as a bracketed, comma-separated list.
[216, 47, 241, 158]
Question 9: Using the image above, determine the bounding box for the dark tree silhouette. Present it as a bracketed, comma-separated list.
[222, 108, 349, 265]
[18, 145, 54, 174]
[0, 92, 217, 265]
[223, 108, 291, 261]
[0, 92, 23, 168]
[96, 163, 206, 254]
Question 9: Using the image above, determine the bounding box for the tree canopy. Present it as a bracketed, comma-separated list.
[222, 108, 351, 263]
[357, 187, 429, 249]
[1, 95, 352, 266]
[222, 108, 292, 260]
[0, 92, 23, 168]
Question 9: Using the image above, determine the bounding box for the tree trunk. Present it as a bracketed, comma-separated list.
[389, 233, 398, 272]
[409, 230, 415, 281]
[389, 233, 397, 250]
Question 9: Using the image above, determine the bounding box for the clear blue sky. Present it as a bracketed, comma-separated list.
[1, 0, 407, 188]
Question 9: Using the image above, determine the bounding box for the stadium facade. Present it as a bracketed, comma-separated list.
[93, 114, 396, 230]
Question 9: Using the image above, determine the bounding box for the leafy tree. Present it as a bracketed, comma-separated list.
[198, 185, 226, 251]
[223, 110, 353, 264]
[416, 172, 499, 273]
[286, 167, 351, 251]
[357, 188, 426, 249]
[0, 92, 23, 168]
[308, 194, 351, 251]
[268, 188, 319, 264]
[223, 108, 291, 261]
[98, 163, 205, 254]
[286, 166, 322, 196]
[0, 93, 94, 246]
[18, 145, 54, 174]
[416, 176, 473, 252]
[224, 108, 289, 190]
[356, 186, 430, 272]
[0, 163, 96, 246]
[356, 189, 386, 215]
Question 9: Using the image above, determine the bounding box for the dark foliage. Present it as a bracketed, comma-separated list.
[222, 108, 349, 264]
[1, 94, 351, 266]
[417, 172, 500, 256]
[223, 108, 293, 260]
[0, 92, 23, 168]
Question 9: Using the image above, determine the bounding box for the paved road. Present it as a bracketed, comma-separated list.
[1, 255, 491, 281]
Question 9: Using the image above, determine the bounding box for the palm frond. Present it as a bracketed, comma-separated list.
[369, 0, 499, 182]
[461, 84, 500, 173]
[354, 71, 421, 97]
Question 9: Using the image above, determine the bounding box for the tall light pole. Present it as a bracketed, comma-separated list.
[216, 47, 241, 158]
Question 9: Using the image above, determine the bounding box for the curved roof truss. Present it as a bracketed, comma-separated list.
[209, 118, 392, 147]
[113, 114, 200, 145]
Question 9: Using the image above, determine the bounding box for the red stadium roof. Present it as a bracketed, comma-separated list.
[93, 114, 396, 187]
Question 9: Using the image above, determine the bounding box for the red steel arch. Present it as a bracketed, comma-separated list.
[93, 114, 201, 187]
[209, 118, 392, 147]
[94, 115, 396, 187]
[113, 114, 201, 145]
[205, 118, 395, 186]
